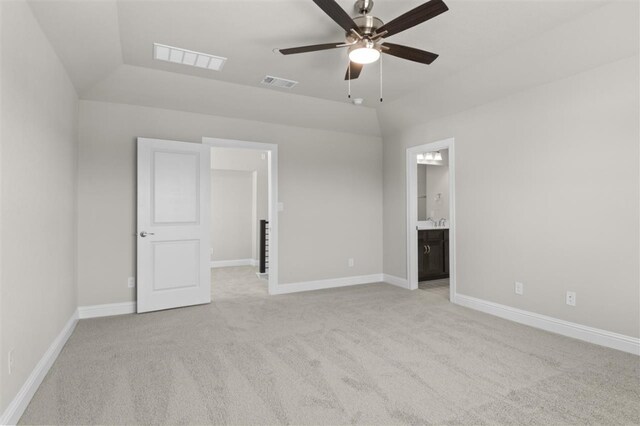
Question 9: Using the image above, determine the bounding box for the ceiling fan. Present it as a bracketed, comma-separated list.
[278, 0, 449, 81]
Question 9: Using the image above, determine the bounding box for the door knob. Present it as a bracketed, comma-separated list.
[139, 231, 155, 237]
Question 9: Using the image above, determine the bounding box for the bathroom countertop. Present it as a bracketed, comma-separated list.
[417, 222, 449, 230]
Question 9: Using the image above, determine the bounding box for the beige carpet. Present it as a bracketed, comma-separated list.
[20, 267, 640, 425]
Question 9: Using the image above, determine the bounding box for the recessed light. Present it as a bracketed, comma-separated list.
[153, 43, 226, 71]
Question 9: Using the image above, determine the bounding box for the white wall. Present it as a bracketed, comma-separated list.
[0, 0, 78, 414]
[210, 170, 253, 262]
[380, 56, 639, 338]
[210, 147, 268, 261]
[77, 100, 383, 306]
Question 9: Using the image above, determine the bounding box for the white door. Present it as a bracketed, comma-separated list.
[137, 138, 211, 313]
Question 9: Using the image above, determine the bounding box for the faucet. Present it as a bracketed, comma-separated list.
[438, 218, 447, 227]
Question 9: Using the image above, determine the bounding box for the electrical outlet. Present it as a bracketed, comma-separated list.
[566, 291, 576, 306]
[127, 277, 135, 288]
[8, 349, 14, 375]
[210, 248, 214, 256]
[514, 281, 524, 295]
[348, 258, 354, 267]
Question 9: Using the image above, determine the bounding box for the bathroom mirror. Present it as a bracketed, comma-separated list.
[416, 149, 449, 224]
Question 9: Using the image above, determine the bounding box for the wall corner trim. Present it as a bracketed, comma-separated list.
[453, 293, 640, 356]
[0, 310, 79, 426]
[77, 302, 136, 319]
[382, 274, 410, 289]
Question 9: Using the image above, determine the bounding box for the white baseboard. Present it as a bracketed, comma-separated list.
[272, 273, 384, 295]
[210, 258, 257, 268]
[383, 274, 410, 289]
[453, 293, 640, 356]
[77, 302, 136, 319]
[0, 310, 78, 426]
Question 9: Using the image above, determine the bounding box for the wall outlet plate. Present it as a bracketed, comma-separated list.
[128, 277, 135, 288]
[514, 281, 524, 295]
[348, 258, 354, 267]
[566, 291, 576, 306]
[8, 348, 14, 375]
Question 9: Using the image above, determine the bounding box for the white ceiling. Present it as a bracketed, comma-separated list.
[27, 0, 632, 133]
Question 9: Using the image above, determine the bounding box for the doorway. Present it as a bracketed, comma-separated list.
[406, 138, 456, 300]
[203, 137, 278, 295]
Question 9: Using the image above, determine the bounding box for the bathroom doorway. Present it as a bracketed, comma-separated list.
[406, 138, 456, 300]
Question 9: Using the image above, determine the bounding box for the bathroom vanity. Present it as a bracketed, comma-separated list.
[418, 228, 449, 281]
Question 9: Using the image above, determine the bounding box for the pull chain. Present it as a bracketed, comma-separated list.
[379, 54, 383, 103]
[348, 61, 351, 99]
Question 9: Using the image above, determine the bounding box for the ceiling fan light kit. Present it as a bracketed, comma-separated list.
[277, 0, 448, 102]
[349, 41, 380, 65]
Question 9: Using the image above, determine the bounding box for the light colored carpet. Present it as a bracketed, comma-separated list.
[419, 278, 450, 292]
[20, 267, 640, 425]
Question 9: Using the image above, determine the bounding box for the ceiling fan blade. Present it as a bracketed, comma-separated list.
[344, 62, 363, 80]
[312, 0, 362, 36]
[376, 0, 448, 38]
[279, 42, 345, 55]
[382, 43, 439, 64]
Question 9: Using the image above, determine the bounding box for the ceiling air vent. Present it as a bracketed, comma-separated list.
[261, 75, 298, 89]
[153, 43, 226, 71]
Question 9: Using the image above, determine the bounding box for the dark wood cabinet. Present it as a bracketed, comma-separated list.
[418, 229, 449, 281]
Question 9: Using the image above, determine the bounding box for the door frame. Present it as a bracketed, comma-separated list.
[406, 137, 456, 300]
[202, 137, 278, 295]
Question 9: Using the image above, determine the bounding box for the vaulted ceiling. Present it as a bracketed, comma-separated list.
[27, 0, 637, 135]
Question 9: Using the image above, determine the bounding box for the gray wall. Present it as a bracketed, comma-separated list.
[0, 0, 78, 413]
[380, 56, 639, 338]
[77, 100, 383, 306]
[210, 170, 253, 261]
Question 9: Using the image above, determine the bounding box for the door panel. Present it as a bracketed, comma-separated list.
[137, 138, 211, 313]
[153, 151, 200, 224]
[152, 240, 200, 291]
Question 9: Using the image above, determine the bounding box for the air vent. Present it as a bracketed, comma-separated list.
[261, 75, 298, 89]
[153, 43, 226, 71]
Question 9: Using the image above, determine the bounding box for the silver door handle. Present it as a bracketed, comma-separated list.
[139, 231, 155, 237]
[423, 245, 428, 255]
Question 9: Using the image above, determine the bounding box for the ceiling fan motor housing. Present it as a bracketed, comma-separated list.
[348, 15, 384, 42]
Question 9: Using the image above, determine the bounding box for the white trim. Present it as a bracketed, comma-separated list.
[210, 258, 257, 268]
[203, 137, 279, 295]
[406, 138, 456, 300]
[0, 310, 78, 426]
[453, 293, 640, 356]
[271, 274, 384, 295]
[383, 274, 410, 289]
[77, 302, 136, 319]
